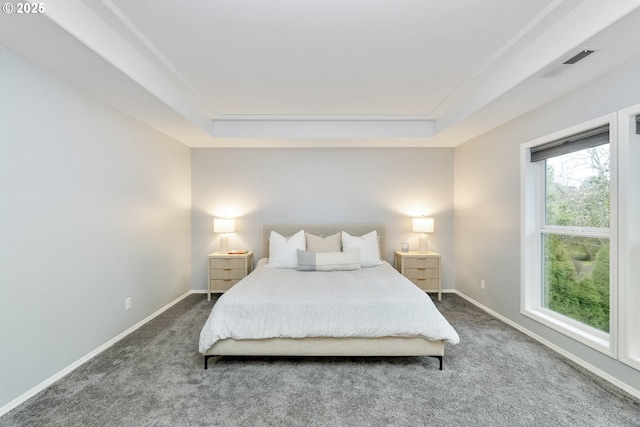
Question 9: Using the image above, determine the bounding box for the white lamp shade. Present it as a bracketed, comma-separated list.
[412, 217, 434, 233]
[213, 218, 235, 233]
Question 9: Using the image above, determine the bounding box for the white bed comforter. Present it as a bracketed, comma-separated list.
[199, 259, 460, 354]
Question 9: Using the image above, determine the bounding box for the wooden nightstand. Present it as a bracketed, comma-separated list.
[394, 251, 441, 301]
[207, 252, 253, 301]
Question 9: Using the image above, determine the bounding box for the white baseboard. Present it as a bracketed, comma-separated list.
[453, 290, 640, 400]
[0, 291, 194, 417]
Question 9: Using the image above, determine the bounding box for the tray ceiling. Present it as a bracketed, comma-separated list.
[2, 0, 640, 146]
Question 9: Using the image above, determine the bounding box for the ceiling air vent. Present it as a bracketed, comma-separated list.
[563, 49, 596, 64]
[539, 48, 600, 78]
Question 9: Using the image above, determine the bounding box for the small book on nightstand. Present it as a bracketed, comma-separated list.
[227, 250, 249, 254]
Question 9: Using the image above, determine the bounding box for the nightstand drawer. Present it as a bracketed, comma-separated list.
[409, 278, 439, 289]
[210, 258, 246, 269]
[404, 267, 439, 280]
[210, 268, 245, 280]
[210, 279, 241, 292]
[404, 257, 439, 269]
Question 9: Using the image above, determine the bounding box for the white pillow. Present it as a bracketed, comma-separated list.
[341, 230, 382, 267]
[267, 230, 306, 268]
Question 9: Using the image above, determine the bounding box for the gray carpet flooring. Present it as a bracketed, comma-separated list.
[1, 294, 639, 426]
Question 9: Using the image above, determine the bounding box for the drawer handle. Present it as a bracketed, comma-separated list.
[417, 268, 426, 270]
[223, 268, 232, 270]
[416, 278, 426, 281]
[223, 279, 232, 282]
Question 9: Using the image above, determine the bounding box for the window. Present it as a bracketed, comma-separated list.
[521, 115, 616, 355]
[542, 142, 610, 333]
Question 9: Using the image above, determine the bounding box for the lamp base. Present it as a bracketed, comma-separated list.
[418, 234, 429, 253]
[219, 235, 229, 254]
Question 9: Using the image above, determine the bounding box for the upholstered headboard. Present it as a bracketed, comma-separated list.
[262, 223, 387, 260]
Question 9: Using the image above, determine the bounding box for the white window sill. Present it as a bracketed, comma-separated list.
[522, 307, 613, 357]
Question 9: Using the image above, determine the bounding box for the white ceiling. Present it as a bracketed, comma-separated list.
[2, 0, 640, 147]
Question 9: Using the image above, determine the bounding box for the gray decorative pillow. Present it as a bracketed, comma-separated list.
[305, 232, 342, 252]
[297, 249, 361, 271]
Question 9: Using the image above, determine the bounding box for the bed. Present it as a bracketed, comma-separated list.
[199, 224, 459, 370]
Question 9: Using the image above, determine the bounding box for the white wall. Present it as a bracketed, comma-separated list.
[454, 55, 640, 393]
[191, 147, 453, 291]
[0, 48, 191, 409]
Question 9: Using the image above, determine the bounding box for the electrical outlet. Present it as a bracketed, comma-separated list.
[125, 297, 131, 310]
[480, 280, 486, 290]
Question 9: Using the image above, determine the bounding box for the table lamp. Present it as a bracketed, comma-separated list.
[214, 218, 235, 253]
[413, 217, 434, 253]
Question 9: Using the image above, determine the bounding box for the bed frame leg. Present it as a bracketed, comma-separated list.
[428, 356, 443, 370]
[204, 355, 216, 370]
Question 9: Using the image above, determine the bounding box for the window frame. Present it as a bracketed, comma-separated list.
[618, 103, 640, 371]
[521, 113, 617, 357]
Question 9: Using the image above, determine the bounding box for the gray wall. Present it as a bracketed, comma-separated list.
[191, 147, 454, 291]
[454, 55, 640, 392]
[0, 49, 192, 409]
